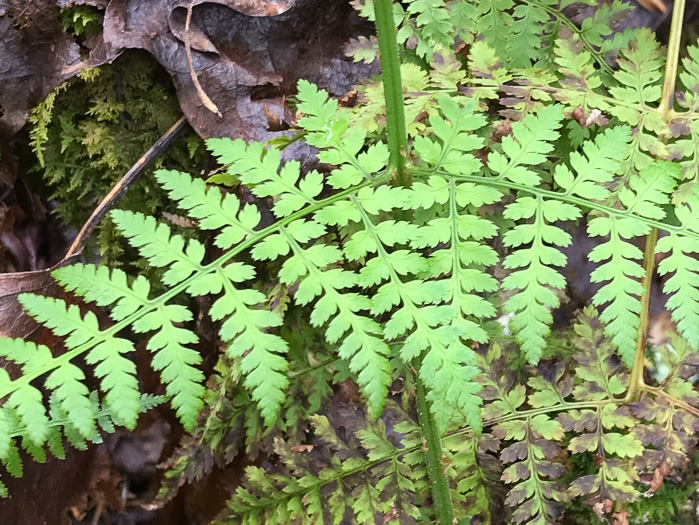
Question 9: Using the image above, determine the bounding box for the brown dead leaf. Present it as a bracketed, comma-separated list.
[636, 0, 667, 13]
[613, 509, 630, 525]
[0, 255, 80, 385]
[101, 0, 378, 155]
[647, 310, 674, 346]
[0, 1, 81, 138]
[647, 462, 672, 494]
[0, 1, 79, 184]
[571, 107, 609, 128]
[0, 1, 122, 189]
[591, 498, 613, 519]
[290, 444, 314, 453]
[383, 506, 399, 523]
[0, 445, 97, 525]
[0, 265, 71, 339]
[491, 120, 513, 142]
[339, 89, 359, 108]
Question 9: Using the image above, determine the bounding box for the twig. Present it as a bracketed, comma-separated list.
[64, 116, 188, 259]
[90, 498, 104, 525]
[185, 1, 222, 117]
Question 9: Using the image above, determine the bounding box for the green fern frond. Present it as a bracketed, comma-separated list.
[588, 162, 679, 365]
[0, 352, 50, 445]
[484, 105, 567, 362]
[12, 7, 699, 517]
[20, 295, 141, 429]
[111, 210, 206, 286]
[555, 126, 630, 199]
[506, 0, 549, 68]
[54, 264, 151, 321]
[155, 169, 259, 249]
[488, 104, 563, 185]
[475, 0, 513, 61]
[405, 0, 452, 51]
[657, 197, 699, 348]
[560, 311, 643, 508]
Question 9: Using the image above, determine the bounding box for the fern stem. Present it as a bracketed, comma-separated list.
[641, 385, 699, 418]
[415, 366, 454, 524]
[374, 0, 409, 186]
[625, 228, 657, 402]
[411, 167, 699, 241]
[659, 0, 686, 118]
[479, 400, 615, 428]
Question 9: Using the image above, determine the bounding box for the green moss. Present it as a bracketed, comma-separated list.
[29, 51, 205, 266]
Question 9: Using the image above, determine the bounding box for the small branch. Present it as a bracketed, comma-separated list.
[625, 228, 657, 402]
[64, 116, 188, 259]
[185, 1, 222, 117]
[373, 0, 409, 186]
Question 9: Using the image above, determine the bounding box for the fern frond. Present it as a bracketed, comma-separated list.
[410, 97, 499, 427]
[552, 28, 666, 179]
[484, 105, 568, 362]
[0, 355, 50, 445]
[499, 414, 567, 524]
[506, 0, 549, 68]
[111, 210, 205, 286]
[588, 162, 679, 365]
[219, 413, 423, 524]
[580, 0, 632, 50]
[632, 334, 699, 473]
[155, 169, 259, 249]
[474, 0, 513, 61]
[477, 346, 568, 524]
[488, 104, 563, 185]
[405, 0, 452, 51]
[657, 196, 699, 348]
[210, 269, 289, 425]
[133, 304, 204, 428]
[282, 231, 391, 414]
[208, 139, 321, 217]
[670, 44, 699, 197]
[16, 295, 141, 431]
[555, 126, 630, 200]
[556, 309, 642, 505]
[553, 27, 603, 107]
[53, 264, 151, 321]
[446, 432, 501, 522]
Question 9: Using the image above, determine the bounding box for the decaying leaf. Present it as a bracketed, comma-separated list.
[0, 259, 77, 340]
[0, 0, 81, 186]
[100, 0, 378, 150]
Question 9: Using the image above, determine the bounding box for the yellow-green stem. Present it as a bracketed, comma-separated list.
[659, 0, 687, 118]
[415, 366, 454, 525]
[374, 0, 409, 185]
[373, 2, 452, 521]
[625, 228, 657, 402]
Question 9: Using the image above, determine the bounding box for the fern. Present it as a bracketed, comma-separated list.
[7, 0, 699, 523]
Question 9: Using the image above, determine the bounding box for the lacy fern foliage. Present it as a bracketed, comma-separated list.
[5, 0, 699, 522]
